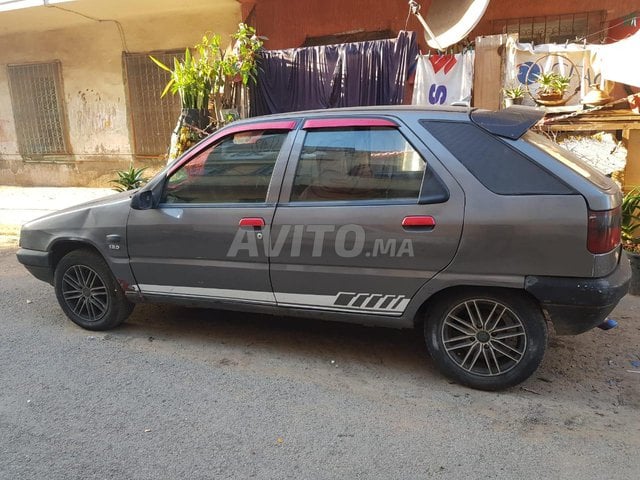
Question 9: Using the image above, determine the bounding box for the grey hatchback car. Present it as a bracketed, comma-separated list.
[17, 106, 630, 390]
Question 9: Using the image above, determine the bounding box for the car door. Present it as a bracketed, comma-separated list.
[126, 120, 297, 305]
[268, 116, 464, 316]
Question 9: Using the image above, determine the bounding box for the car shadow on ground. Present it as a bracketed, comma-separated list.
[108, 301, 640, 406]
[116, 302, 441, 382]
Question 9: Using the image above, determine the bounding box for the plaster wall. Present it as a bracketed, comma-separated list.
[0, 3, 240, 186]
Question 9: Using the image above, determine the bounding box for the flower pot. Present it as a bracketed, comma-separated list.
[535, 92, 568, 107]
[181, 108, 209, 130]
[538, 92, 563, 102]
[626, 250, 640, 296]
[504, 97, 523, 108]
[166, 108, 210, 164]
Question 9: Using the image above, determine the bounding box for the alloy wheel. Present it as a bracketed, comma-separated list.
[441, 299, 527, 376]
[61, 265, 109, 322]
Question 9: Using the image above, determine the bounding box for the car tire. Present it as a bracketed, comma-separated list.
[424, 289, 547, 391]
[54, 249, 134, 331]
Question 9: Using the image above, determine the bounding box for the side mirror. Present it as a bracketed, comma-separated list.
[130, 174, 166, 210]
[131, 190, 155, 210]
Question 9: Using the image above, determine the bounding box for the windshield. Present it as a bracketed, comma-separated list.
[523, 131, 616, 191]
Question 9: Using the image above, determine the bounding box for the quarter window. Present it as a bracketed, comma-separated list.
[163, 129, 287, 204]
[421, 121, 573, 195]
[291, 127, 425, 202]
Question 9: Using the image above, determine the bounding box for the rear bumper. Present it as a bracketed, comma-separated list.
[524, 256, 631, 335]
[17, 248, 53, 284]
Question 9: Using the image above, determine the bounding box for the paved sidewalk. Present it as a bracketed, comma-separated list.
[0, 186, 112, 238]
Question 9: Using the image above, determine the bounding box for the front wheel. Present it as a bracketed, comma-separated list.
[54, 249, 134, 331]
[424, 290, 547, 391]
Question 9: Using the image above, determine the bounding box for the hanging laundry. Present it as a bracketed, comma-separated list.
[411, 51, 475, 106]
[591, 31, 640, 88]
[250, 31, 418, 116]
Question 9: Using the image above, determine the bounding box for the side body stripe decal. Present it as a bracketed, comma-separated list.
[137, 285, 410, 316]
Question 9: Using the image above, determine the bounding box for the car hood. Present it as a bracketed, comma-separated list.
[19, 189, 134, 252]
[22, 190, 133, 227]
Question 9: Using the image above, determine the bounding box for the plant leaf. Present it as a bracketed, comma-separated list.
[149, 55, 171, 72]
[160, 78, 175, 98]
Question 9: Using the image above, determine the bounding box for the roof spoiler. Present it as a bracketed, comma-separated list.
[470, 106, 544, 140]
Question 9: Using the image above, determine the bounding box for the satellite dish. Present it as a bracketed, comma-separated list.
[409, 0, 490, 50]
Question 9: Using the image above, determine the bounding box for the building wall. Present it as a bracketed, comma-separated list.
[251, 0, 412, 50]
[0, 3, 240, 186]
[252, 0, 638, 51]
[1, 0, 638, 186]
[472, 0, 639, 38]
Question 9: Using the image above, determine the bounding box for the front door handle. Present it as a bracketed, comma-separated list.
[402, 215, 436, 230]
[239, 217, 266, 228]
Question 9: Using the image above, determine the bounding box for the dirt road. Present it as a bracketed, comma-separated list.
[1, 246, 638, 479]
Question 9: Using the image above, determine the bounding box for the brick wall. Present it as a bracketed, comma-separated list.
[248, 0, 638, 51]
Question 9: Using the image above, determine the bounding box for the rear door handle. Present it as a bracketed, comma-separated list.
[402, 215, 436, 230]
[239, 217, 266, 228]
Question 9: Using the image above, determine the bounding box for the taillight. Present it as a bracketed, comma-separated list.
[587, 206, 621, 254]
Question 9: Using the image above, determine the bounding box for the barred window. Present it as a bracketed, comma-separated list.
[492, 11, 605, 44]
[123, 50, 184, 158]
[7, 61, 69, 157]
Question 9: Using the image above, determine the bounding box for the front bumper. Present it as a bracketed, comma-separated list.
[17, 248, 53, 284]
[524, 256, 631, 335]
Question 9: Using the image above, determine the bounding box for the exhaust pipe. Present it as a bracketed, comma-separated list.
[597, 318, 618, 330]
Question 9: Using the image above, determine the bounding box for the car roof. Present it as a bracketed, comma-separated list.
[238, 105, 472, 121]
[232, 105, 544, 140]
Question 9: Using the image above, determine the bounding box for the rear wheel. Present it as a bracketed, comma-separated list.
[54, 249, 133, 331]
[424, 290, 547, 391]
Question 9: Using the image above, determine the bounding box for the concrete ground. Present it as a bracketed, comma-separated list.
[0, 246, 639, 479]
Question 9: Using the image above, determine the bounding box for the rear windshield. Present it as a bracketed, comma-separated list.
[523, 131, 615, 191]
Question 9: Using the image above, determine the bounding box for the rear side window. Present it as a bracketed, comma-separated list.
[421, 121, 574, 195]
[290, 127, 426, 202]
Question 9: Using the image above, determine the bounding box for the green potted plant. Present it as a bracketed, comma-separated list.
[150, 24, 263, 162]
[211, 22, 263, 127]
[110, 164, 148, 192]
[534, 72, 571, 105]
[503, 84, 525, 107]
[150, 37, 216, 161]
[622, 187, 640, 295]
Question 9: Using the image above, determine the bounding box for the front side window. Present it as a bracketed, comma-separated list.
[162, 129, 287, 204]
[291, 127, 425, 202]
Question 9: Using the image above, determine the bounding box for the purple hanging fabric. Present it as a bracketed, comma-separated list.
[250, 31, 417, 116]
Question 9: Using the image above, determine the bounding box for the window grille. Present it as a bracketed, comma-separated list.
[123, 50, 184, 157]
[7, 61, 69, 157]
[492, 11, 605, 44]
